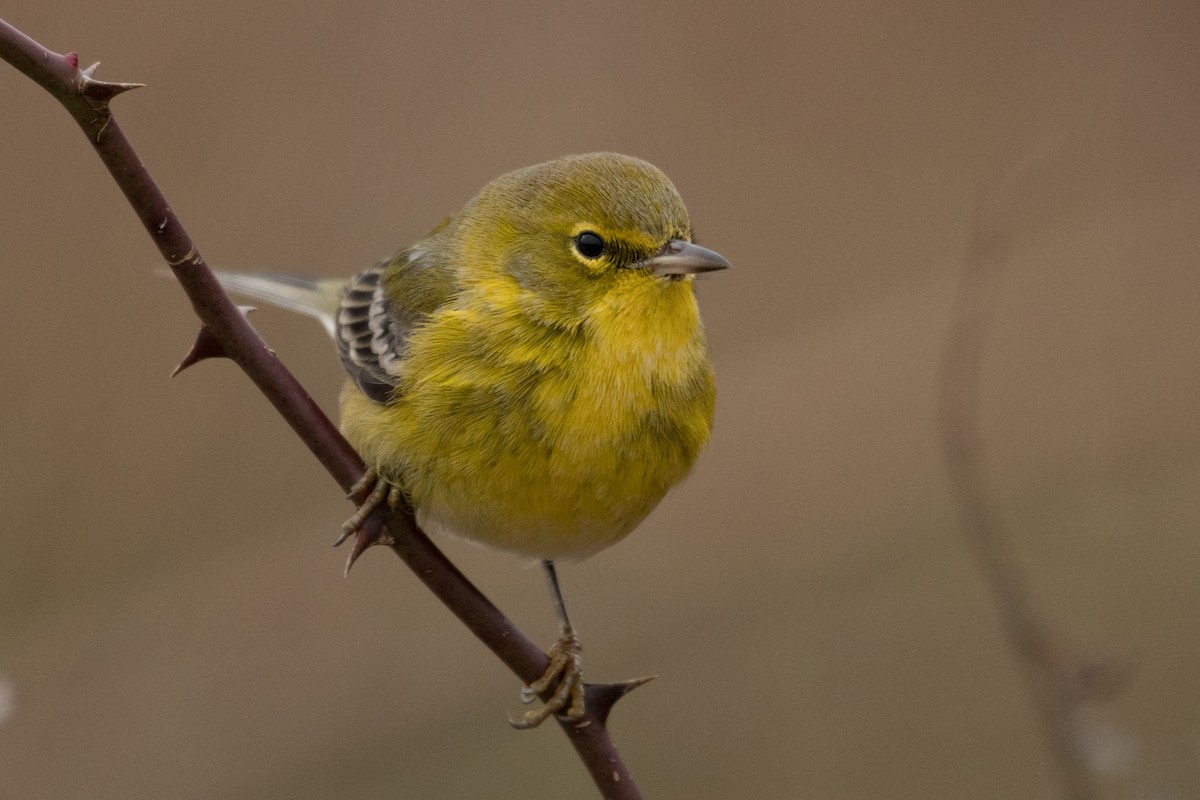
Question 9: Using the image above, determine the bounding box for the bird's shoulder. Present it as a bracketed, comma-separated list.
[335, 226, 460, 402]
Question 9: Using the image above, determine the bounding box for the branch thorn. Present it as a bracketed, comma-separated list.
[171, 325, 228, 376]
[170, 306, 256, 376]
[583, 676, 656, 726]
[81, 75, 146, 104]
[343, 514, 393, 577]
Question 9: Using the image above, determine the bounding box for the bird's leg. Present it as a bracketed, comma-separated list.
[510, 560, 586, 729]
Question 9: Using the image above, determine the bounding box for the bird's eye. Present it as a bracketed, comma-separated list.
[573, 231, 606, 259]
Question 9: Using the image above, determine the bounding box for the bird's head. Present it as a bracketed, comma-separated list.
[453, 152, 729, 329]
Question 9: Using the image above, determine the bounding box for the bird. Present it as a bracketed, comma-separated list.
[213, 152, 728, 727]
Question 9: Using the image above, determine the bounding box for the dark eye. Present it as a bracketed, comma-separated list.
[573, 231, 606, 259]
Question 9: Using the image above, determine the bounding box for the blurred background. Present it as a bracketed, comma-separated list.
[2, 1, 1198, 798]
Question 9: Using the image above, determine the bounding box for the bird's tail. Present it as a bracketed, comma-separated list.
[212, 271, 344, 339]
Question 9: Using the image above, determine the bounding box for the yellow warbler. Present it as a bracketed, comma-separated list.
[215, 152, 728, 727]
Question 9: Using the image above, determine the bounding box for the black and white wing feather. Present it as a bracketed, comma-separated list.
[334, 261, 407, 403]
[214, 237, 456, 405]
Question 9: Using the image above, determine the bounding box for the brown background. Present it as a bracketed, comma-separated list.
[2, 2, 1199, 798]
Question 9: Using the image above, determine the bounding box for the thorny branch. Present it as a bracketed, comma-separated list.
[0, 18, 644, 800]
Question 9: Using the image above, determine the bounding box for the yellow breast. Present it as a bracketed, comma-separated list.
[339, 272, 715, 560]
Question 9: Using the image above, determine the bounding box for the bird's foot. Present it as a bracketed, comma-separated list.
[334, 468, 404, 574]
[510, 625, 586, 729]
[334, 467, 403, 547]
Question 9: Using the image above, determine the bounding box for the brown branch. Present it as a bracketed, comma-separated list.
[937, 181, 1126, 798]
[0, 17, 643, 799]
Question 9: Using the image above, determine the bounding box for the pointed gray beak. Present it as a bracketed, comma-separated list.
[640, 239, 732, 277]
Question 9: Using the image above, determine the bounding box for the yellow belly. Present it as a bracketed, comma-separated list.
[339, 279, 715, 560]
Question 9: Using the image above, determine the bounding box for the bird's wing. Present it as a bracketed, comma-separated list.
[335, 244, 457, 403]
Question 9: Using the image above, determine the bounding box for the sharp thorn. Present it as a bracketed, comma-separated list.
[101, 80, 146, 96]
[171, 325, 228, 377]
[342, 516, 392, 577]
[74, 60, 146, 104]
[343, 538, 368, 577]
[82, 77, 147, 104]
[62, 57, 143, 117]
[584, 676, 656, 726]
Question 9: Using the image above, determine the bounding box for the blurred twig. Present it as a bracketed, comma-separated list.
[937, 172, 1126, 799]
[0, 17, 644, 800]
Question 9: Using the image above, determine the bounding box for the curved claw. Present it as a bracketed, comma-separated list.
[346, 468, 379, 503]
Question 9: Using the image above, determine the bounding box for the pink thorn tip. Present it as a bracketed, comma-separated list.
[65, 52, 78, 69]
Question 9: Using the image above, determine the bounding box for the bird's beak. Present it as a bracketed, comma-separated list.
[641, 239, 732, 278]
